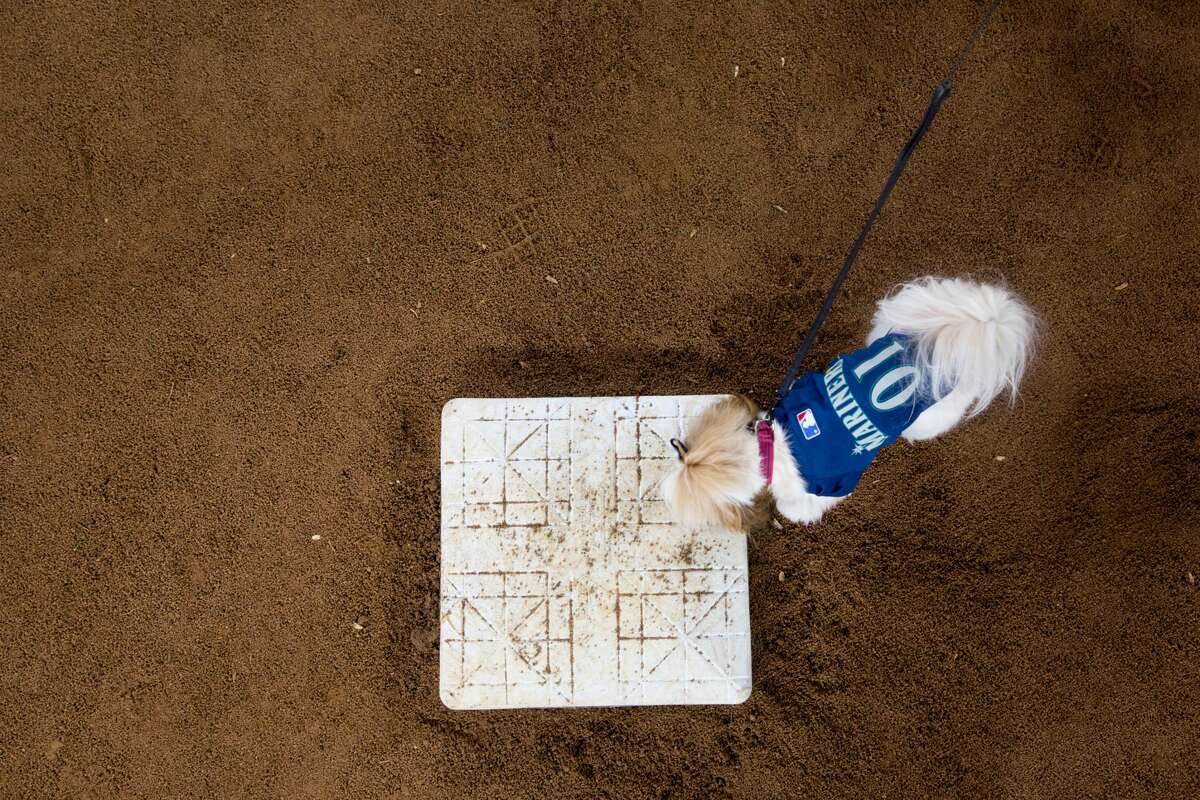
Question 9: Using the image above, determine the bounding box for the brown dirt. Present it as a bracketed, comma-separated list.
[2, 1, 1198, 797]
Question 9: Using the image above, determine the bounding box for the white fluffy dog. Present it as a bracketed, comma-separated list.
[663, 276, 1036, 530]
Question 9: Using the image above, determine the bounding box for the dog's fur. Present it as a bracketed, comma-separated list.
[663, 276, 1036, 529]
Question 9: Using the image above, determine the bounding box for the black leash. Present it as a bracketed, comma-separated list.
[773, 0, 1002, 406]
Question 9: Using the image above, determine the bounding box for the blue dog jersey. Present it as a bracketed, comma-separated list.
[772, 333, 933, 497]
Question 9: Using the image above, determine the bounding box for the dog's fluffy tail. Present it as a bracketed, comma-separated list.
[661, 396, 765, 531]
[872, 276, 1036, 415]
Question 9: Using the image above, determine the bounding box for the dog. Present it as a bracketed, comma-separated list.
[662, 276, 1036, 530]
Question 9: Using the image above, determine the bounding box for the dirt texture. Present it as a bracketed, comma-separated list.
[2, 0, 1198, 798]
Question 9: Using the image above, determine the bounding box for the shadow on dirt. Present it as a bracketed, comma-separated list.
[448, 283, 859, 405]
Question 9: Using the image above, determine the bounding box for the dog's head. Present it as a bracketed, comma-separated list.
[661, 395, 768, 532]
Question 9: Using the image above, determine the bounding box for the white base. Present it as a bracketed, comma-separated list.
[439, 396, 752, 710]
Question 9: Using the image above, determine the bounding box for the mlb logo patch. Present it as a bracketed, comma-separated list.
[797, 408, 821, 440]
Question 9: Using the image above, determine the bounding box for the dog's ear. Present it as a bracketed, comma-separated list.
[731, 393, 763, 417]
[738, 489, 775, 535]
[711, 485, 775, 535]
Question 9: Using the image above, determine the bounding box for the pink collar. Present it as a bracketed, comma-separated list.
[755, 419, 774, 485]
